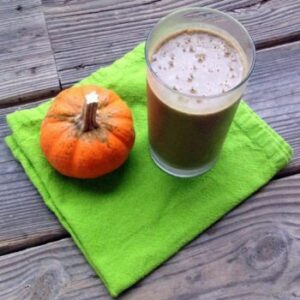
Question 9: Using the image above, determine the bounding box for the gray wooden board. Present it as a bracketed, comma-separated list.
[244, 41, 300, 177]
[0, 0, 60, 107]
[0, 41, 299, 255]
[0, 173, 300, 299]
[0, 101, 66, 255]
[42, 0, 300, 87]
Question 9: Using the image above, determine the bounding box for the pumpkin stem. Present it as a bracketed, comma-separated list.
[81, 91, 99, 132]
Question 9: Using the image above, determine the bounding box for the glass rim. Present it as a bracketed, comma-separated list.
[145, 6, 256, 100]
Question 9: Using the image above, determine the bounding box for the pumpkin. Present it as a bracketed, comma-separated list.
[40, 85, 135, 178]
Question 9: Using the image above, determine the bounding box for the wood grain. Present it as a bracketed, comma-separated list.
[1, 174, 300, 299]
[0, 41, 299, 255]
[244, 41, 300, 177]
[0, 238, 106, 300]
[42, 0, 300, 86]
[0, 101, 66, 255]
[0, 0, 60, 107]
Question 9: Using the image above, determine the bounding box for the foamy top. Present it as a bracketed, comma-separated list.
[151, 30, 246, 98]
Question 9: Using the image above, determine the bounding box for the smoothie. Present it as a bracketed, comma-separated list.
[147, 29, 248, 171]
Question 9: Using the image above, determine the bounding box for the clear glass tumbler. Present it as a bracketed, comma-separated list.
[145, 7, 255, 177]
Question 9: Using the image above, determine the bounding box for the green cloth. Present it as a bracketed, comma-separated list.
[5, 43, 292, 297]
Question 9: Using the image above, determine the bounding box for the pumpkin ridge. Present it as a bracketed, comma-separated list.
[89, 126, 109, 143]
[45, 127, 74, 173]
[47, 114, 77, 122]
[69, 135, 81, 176]
[99, 112, 133, 121]
[97, 109, 133, 129]
[101, 122, 133, 147]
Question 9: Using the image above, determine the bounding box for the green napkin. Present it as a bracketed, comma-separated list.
[5, 43, 292, 297]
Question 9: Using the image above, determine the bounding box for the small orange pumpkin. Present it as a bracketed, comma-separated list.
[40, 85, 135, 178]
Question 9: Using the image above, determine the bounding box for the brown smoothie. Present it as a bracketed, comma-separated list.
[147, 29, 248, 170]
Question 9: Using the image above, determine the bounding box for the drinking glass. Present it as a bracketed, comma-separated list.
[145, 7, 256, 177]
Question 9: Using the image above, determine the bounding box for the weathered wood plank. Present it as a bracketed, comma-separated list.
[244, 41, 300, 177]
[0, 238, 105, 300]
[0, 101, 66, 255]
[42, 0, 300, 87]
[0, 41, 299, 255]
[0, 0, 60, 107]
[0, 174, 300, 299]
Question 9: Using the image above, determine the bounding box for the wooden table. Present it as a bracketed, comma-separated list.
[0, 1, 299, 299]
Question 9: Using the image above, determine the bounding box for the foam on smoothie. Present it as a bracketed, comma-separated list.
[149, 29, 248, 114]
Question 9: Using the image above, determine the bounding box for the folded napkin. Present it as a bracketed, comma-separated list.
[6, 43, 292, 297]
